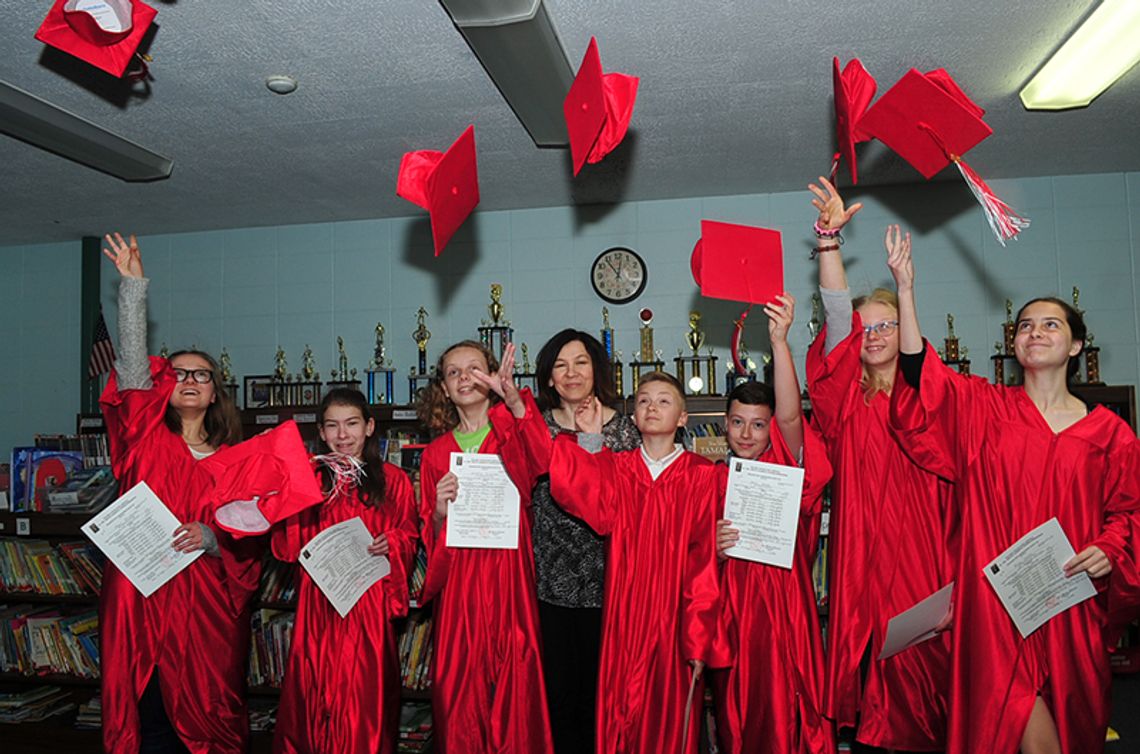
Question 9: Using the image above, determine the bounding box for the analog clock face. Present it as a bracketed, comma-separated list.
[591, 247, 647, 304]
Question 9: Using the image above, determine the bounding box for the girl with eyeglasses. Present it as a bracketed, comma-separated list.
[803, 180, 957, 754]
[886, 229, 1140, 754]
[100, 233, 258, 754]
[415, 340, 554, 754]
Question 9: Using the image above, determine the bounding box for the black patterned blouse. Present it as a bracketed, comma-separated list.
[532, 409, 641, 608]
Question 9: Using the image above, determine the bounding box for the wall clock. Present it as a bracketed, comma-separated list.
[590, 246, 647, 304]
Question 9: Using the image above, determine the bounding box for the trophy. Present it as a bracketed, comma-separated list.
[1084, 332, 1102, 385]
[600, 307, 622, 396]
[1002, 299, 1016, 355]
[629, 308, 665, 395]
[159, 342, 170, 360]
[992, 341, 1006, 385]
[674, 311, 718, 395]
[943, 314, 960, 361]
[409, 307, 434, 402]
[218, 348, 239, 403]
[478, 283, 514, 358]
[270, 347, 288, 407]
[326, 337, 361, 394]
[808, 292, 822, 342]
[365, 323, 395, 404]
[514, 343, 538, 393]
[727, 309, 758, 393]
[297, 345, 321, 406]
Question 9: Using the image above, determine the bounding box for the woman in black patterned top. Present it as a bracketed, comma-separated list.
[532, 329, 640, 754]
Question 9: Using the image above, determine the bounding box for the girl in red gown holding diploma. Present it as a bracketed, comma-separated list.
[885, 228, 1140, 754]
[271, 388, 418, 754]
[416, 340, 554, 754]
[804, 179, 956, 753]
[711, 294, 835, 754]
[547, 371, 722, 754]
[99, 233, 259, 754]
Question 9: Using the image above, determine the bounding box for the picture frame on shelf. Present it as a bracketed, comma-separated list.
[244, 375, 273, 409]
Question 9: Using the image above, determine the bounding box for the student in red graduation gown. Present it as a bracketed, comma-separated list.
[271, 388, 418, 754]
[804, 179, 955, 752]
[884, 227, 1140, 754]
[711, 294, 835, 754]
[99, 233, 260, 754]
[416, 340, 554, 754]
[548, 371, 722, 754]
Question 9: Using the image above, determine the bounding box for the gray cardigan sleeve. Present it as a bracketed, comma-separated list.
[115, 277, 153, 390]
[820, 286, 854, 356]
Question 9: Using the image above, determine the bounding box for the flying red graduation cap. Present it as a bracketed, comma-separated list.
[563, 37, 639, 176]
[35, 0, 157, 78]
[201, 421, 324, 537]
[832, 57, 877, 185]
[690, 220, 784, 307]
[859, 67, 1029, 245]
[396, 125, 480, 257]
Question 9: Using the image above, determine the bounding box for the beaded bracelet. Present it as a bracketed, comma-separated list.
[813, 219, 842, 238]
[810, 243, 840, 260]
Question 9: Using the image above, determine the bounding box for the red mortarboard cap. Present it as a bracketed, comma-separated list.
[858, 67, 992, 180]
[563, 37, 639, 176]
[396, 125, 479, 257]
[201, 421, 324, 537]
[832, 57, 877, 185]
[35, 0, 157, 78]
[690, 220, 784, 306]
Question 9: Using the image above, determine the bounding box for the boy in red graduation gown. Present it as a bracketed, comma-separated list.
[417, 341, 554, 754]
[884, 226, 1140, 754]
[548, 371, 722, 754]
[711, 294, 835, 754]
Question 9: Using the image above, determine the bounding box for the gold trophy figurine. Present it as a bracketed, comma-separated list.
[219, 348, 234, 385]
[371, 323, 387, 369]
[1003, 299, 1016, 355]
[274, 347, 288, 382]
[489, 283, 504, 326]
[301, 345, 316, 381]
[413, 307, 432, 375]
[638, 308, 655, 362]
[944, 313, 960, 361]
[336, 337, 349, 381]
[686, 311, 706, 355]
[521, 343, 531, 373]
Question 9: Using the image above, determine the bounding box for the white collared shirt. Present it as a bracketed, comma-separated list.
[641, 443, 685, 480]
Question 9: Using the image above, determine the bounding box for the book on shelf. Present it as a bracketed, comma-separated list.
[258, 558, 298, 605]
[398, 611, 432, 692]
[247, 609, 294, 689]
[45, 467, 117, 514]
[0, 685, 76, 723]
[398, 701, 433, 752]
[0, 605, 99, 678]
[0, 538, 103, 597]
[74, 694, 101, 730]
[9, 449, 85, 513]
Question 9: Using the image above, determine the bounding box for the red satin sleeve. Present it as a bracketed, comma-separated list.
[681, 463, 722, 665]
[806, 313, 864, 444]
[380, 464, 419, 619]
[1089, 427, 1140, 643]
[100, 356, 176, 477]
[548, 433, 618, 536]
[488, 388, 552, 498]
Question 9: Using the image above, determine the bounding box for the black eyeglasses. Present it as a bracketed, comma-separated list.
[174, 368, 214, 384]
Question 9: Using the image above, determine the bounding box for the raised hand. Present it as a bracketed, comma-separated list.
[764, 292, 795, 345]
[808, 176, 863, 231]
[102, 232, 144, 278]
[574, 395, 604, 434]
[884, 224, 914, 291]
[472, 342, 524, 417]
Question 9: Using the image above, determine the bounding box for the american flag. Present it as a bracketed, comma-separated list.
[88, 307, 116, 378]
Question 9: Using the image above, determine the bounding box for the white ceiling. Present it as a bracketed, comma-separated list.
[3, 0, 1138, 245]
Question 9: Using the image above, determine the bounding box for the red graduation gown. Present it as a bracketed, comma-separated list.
[806, 317, 955, 750]
[99, 357, 261, 754]
[271, 463, 419, 754]
[548, 437, 722, 754]
[417, 391, 554, 754]
[891, 344, 1140, 754]
[710, 422, 835, 754]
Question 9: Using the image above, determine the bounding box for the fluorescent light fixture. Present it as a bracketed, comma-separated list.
[439, 0, 573, 146]
[0, 79, 172, 181]
[1020, 0, 1140, 110]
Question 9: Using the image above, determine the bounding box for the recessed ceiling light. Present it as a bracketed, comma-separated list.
[265, 75, 298, 95]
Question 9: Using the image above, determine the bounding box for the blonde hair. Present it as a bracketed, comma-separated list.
[416, 340, 501, 436]
[852, 287, 899, 400]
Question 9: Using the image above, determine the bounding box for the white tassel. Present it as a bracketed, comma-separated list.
[954, 159, 1031, 247]
[312, 453, 365, 499]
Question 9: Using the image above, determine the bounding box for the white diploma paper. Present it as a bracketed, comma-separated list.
[983, 517, 1097, 638]
[298, 517, 390, 618]
[446, 452, 520, 550]
[722, 458, 805, 569]
[81, 480, 202, 598]
[879, 582, 954, 659]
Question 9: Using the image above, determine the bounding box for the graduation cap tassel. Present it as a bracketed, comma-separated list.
[916, 122, 1029, 247]
[312, 453, 365, 499]
[952, 156, 1030, 247]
